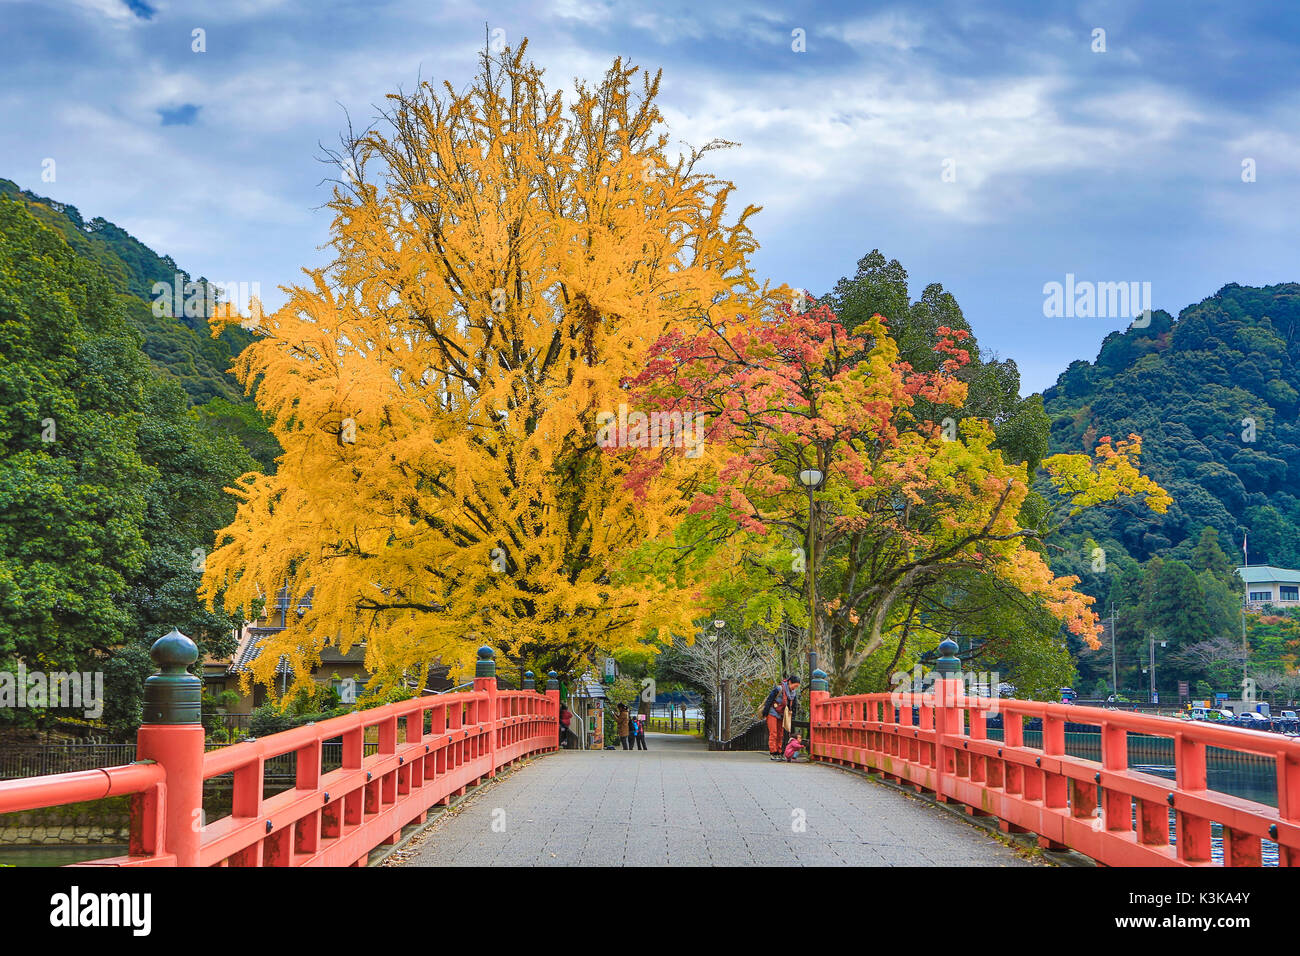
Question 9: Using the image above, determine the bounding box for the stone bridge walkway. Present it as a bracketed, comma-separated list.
[395, 733, 1038, 867]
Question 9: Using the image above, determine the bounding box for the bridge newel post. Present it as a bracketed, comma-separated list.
[933, 638, 964, 804]
[134, 628, 204, 867]
[546, 671, 561, 751]
[474, 646, 498, 778]
[522, 670, 535, 691]
[809, 669, 829, 761]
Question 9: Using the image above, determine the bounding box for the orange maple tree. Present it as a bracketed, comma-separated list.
[623, 300, 1172, 693]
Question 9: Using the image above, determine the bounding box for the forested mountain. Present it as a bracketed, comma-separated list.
[1041, 284, 1300, 696]
[0, 178, 258, 410]
[1043, 283, 1300, 567]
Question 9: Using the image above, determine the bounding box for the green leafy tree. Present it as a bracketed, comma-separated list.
[101, 644, 156, 738]
[1190, 527, 1239, 584]
[0, 198, 151, 668]
[0, 197, 254, 736]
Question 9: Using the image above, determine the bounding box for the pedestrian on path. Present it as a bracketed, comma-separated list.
[559, 704, 572, 749]
[617, 703, 631, 750]
[633, 713, 648, 750]
[761, 675, 800, 761]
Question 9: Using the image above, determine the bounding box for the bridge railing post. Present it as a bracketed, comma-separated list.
[134, 628, 204, 867]
[809, 669, 829, 760]
[474, 646, 498, 777]
[933, 638, 964, 805]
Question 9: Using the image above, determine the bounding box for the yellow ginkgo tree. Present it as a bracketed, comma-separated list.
[200, 42, 766, 695]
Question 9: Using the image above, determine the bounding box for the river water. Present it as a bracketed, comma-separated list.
[0, 844, 127, 867]
[985, 729, 1280, 865]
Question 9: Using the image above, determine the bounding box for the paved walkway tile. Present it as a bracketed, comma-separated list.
[396, 733, 1038, 867]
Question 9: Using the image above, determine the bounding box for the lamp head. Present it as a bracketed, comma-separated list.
[798, 469, 824, 489]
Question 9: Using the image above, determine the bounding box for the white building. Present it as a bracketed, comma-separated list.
[1237, 566, 1300, 610]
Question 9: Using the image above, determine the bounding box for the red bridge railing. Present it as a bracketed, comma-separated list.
[0, 637, 558, 867]
[808, 641, 1300, 867]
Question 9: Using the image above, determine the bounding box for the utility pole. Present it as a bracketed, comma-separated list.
[1242, 532, 1250, 692]
[1110, 602, 1118, 697]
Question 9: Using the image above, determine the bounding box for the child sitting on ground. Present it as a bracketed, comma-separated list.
[783, 734, 804, 762]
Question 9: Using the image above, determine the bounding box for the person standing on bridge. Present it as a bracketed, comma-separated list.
[761, 675, 800, 761]
[559, 704, 572, 749]
[617, 703, 631, 750]
[633, 713, 648, 750]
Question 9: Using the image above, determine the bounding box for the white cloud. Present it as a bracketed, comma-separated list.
[66, 0, 139, 24]
[4, 0, 1298, 398]
[830, 11, 927, 51]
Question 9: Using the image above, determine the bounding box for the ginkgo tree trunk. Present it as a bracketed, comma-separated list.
[625, 303, 1172, 695]
[201, 43, 764, 696]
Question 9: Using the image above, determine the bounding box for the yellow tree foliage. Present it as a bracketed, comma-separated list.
[200, 43, 765, 695]
[1042, 433, 1173, 516]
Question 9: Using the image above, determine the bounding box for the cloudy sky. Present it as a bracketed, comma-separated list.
[3, 0, 1298, 392]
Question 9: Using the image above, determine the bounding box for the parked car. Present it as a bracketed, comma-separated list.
[1273, 712, 1300, 733]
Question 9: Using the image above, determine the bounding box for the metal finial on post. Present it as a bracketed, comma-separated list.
[142, 628, 201, 724]
[522, 670, 535, 691]
[546, 670, 559, 691]
[475, 645, 496, 679]
[811, 668, 828, 692]
[935, 638, 961, 677]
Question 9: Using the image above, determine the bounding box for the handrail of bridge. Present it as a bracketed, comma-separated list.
[807, 640, 1300, 867]
[0, 762, 171, 864]
[0, 636, 559, 867]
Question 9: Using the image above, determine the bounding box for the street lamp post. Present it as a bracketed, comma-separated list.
[798, 468, 825, 664]
[1143, 634, 1167, 705]
[710, 619, 725, 743]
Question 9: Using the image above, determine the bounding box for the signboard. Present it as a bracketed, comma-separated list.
[588, 700, 604, 749]
[603, 657, 616, 684]
[1178, 681, 1189, 698]
[1215, 693, 1229, 701]
[1151, 692, 1159, 704]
